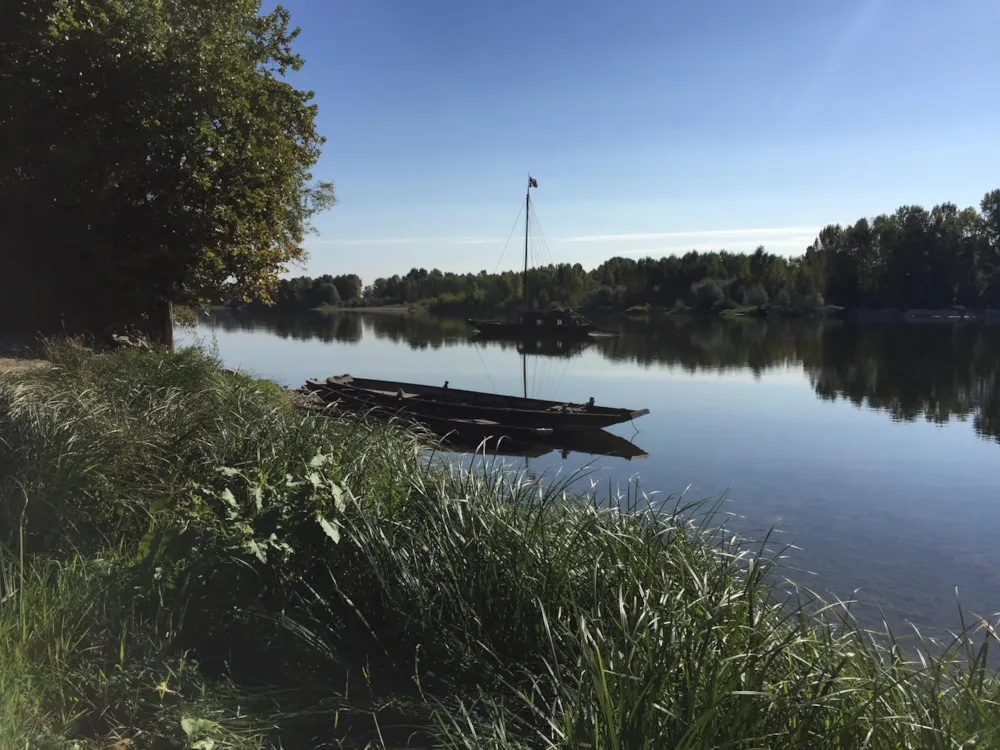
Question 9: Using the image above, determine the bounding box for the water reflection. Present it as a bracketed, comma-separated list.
[215, 308, 366, 343]
[202, 310, 1000, 444]
[805, 324, 1000, 441]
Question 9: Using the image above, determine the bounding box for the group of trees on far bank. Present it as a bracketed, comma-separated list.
[261, 274, 363, 311]
[260, 189, 1000, 315]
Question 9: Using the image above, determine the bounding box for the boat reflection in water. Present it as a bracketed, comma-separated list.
[469, 332, 595, 359]
[437, 426, 648, 461]
[299, 397, 647, 461]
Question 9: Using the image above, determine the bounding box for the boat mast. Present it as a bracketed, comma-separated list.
[523, 175, 531, 311]
[522, 351, 527, 399]
[522, 345, 531, 474]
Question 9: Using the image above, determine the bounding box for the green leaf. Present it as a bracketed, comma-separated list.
[181, 716, 220, 740]
[250, 486, 263, 511]
[316, 513, 340, 544]
[331, 482, 346, 512]
[309, 452, 331, 468]
[245, 538, 266, 563]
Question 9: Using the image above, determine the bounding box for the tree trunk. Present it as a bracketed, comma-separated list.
[148, 298, 174, 348]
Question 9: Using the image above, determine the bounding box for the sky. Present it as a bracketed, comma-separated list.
[272, 0, 1000, 282]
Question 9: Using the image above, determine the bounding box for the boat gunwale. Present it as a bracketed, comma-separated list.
[305, 379, 649, 426]
[322, 375, 644, 417]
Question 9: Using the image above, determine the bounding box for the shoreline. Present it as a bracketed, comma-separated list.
[212, 303, 1000, 324]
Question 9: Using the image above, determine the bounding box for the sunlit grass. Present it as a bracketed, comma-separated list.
[1, 340, 998, 747]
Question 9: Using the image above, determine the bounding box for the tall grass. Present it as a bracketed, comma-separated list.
[1, 341, 998, 747]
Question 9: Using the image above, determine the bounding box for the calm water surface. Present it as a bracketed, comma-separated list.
[179, 310, 1000, 635]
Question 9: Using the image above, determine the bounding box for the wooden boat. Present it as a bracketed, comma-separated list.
[305, 375, 650, 430]
[469, 309, 597, 338]
[466, 175, 602, 339]
[299, 391, 648, 460]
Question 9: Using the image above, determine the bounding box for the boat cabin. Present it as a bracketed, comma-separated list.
[515, 309, 591, 329]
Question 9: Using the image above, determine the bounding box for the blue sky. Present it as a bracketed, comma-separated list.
[274, 0, 1000, 282]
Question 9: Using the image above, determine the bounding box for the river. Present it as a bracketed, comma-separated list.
[178, 309, 1000, 637]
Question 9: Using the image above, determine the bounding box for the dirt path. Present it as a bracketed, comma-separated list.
[0, 357, 47, 374]
[0, 335, 48, 375]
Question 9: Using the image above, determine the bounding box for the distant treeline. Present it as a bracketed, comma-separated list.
[255, 189, 1000, 314]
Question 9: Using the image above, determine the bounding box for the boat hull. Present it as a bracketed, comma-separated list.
[305, 376, 649, 430]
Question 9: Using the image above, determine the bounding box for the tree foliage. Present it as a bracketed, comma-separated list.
[268, 274, 362, 311]
[810, 193, 1000, 310]
[0, 0, 333, 335]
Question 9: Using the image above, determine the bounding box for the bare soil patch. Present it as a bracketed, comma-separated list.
[0, 334, 48, 374]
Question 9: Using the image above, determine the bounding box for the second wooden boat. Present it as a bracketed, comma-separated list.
[466, 176, 601, 339]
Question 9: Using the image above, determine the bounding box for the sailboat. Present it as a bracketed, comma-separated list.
[467, 176, 600, 339]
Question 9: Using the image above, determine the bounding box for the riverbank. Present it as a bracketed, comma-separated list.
[2, 341, 998, 747]
[214, 300, 1000, 325]
[0, 334, 48, 374]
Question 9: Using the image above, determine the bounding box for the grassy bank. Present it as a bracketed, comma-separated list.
[1, 343, 999, 748]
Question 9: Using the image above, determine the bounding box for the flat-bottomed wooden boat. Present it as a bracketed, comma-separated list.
[305, 375, 649, 430]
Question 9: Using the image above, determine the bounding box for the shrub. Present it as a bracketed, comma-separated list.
[690, 278, 726, 312]
[744, 283, 770, 307]
[803, 291, 826, 311]
[584, 285, 621, 309]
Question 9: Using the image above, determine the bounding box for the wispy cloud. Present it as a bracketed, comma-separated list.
[305, 227, 821, 260]
[620, 239, 816, 257]
[562, 227, 820, 243]
[308, 236, 500, 246]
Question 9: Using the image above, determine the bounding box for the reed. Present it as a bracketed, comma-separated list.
[1, 341, 998, 748]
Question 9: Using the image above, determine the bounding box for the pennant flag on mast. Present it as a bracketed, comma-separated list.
[529, 177, 538, 188]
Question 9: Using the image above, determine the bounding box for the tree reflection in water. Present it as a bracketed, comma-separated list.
[202, 310, 1000, 444]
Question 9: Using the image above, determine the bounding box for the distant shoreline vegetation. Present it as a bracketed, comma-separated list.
[223, 188, 1000, 319]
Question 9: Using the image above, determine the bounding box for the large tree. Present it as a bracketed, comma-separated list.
[0, 0, 333, 341]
